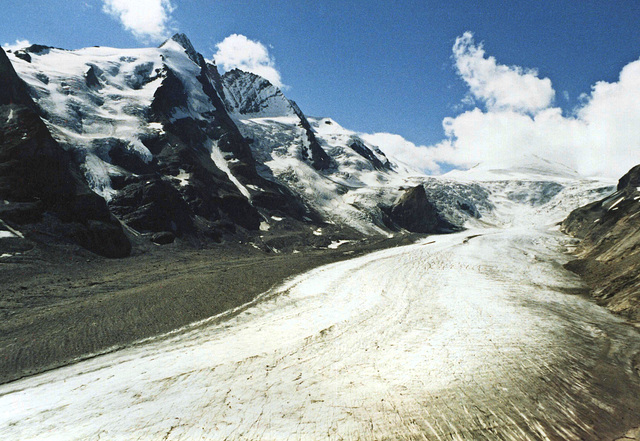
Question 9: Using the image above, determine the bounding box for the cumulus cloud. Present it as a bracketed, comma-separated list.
[433, 108, 586, 170]
[2, 39, 30, 52]
[102, 0, 175, 43]
[214, 34, 284, 88]
[425, 32, 640, 178]
[361, 132, 441, 174]
[452, 32, 555, 114]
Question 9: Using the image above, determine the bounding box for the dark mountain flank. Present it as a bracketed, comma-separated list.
[563, 165, 640, 322]
[0, 48, 130, 257]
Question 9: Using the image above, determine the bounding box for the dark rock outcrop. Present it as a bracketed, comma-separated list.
[290, 101, 332, 171]
[109, 175, 194, 234]
[85, 65, 102, 89]
[0, 49, 39, 111]
[0, 48, 130, 257]
[151, 231, 175, 245]
[388, 185, 461, 234]
[13, 50, 31, 63]
[106, 139, 156, 175]
[562, 165, 640, 322]
[25, 44, 54, 56]
[348, 138, 390, 171]
[150, 68, 189, 119]
[618, 164, 640, 191]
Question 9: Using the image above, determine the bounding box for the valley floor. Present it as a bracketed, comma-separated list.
[2, 226, 640, 440]
[0, 235, 413, 385]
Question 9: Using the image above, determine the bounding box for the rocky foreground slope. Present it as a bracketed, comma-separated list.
[563, 164, 640, 323]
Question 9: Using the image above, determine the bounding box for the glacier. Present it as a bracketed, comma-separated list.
[2, 170, 639, 441]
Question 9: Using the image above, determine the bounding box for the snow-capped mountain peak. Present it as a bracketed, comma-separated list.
[161, 33, 201, 65]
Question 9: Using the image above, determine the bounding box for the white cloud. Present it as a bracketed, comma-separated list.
[102, 0, 175, 43]
[2, 39, 30, 52]
[453, 32, 555, 114]
[424, 32, 640, 178]
[213, 34, 284, 88]
[361, 132, 441, 174]
[433, 107, 586, 170]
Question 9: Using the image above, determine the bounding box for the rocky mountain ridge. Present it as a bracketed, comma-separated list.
[0, 35, 336, 255]
[0, 34, 483, 257]
[0, 33, 620, 260]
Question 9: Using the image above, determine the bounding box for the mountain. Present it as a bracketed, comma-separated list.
[218, 68, 500, 237]
[221, 70, 406, 235]
[1, 35, 325, 252]
[0, 34, 478, 256]
[0, 34, 618, 258]
[563, 164, 640, 322]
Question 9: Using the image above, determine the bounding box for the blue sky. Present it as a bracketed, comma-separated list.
[3, 0, 640, 176]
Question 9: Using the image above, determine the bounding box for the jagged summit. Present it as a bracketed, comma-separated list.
[161, 33, 201, 64]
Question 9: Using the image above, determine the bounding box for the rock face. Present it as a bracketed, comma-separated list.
[388, 185, 462, 234]
[0, 48, 130, 257]
[221, 69, 332, 171]
[562, 164, 640, 322]
[221, 68, 293, 117]
[220, 67, 441, 236]
[347, 138, 391, 171]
